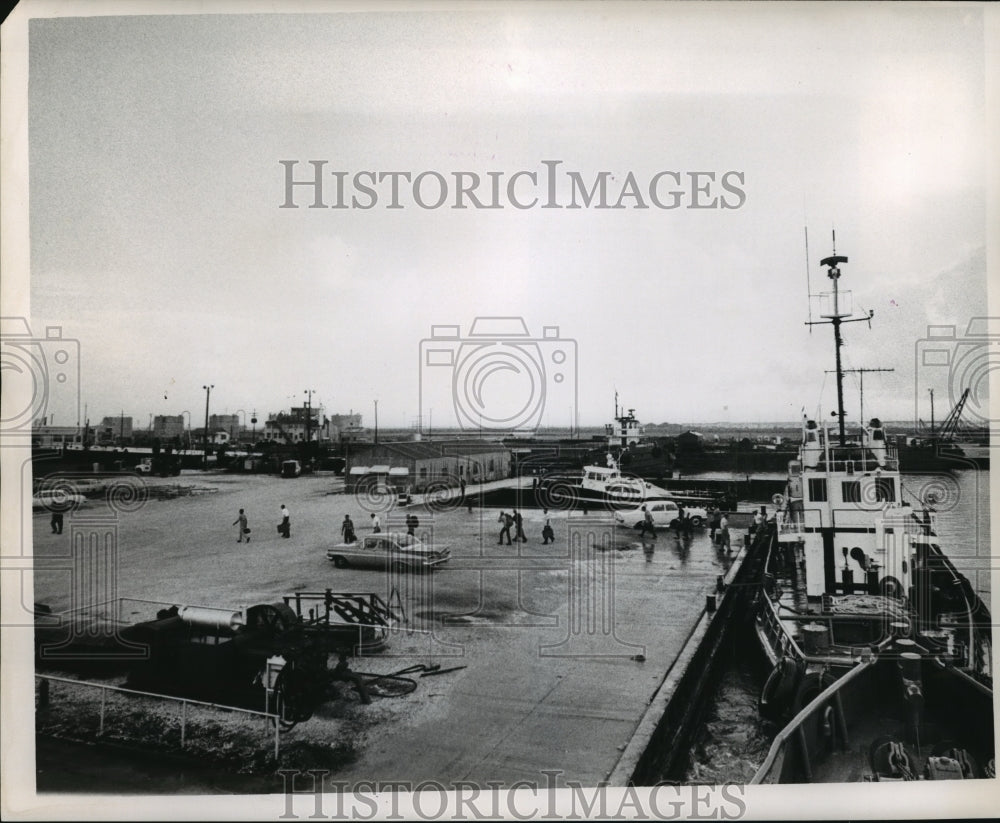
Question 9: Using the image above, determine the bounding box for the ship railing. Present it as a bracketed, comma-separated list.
[758, 589, 807, 661]
[777, 520, 805, 537]
[821, 446, 898, 474]
[750, 658, 876, 784]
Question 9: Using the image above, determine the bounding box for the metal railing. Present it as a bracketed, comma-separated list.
[36, 673, 283, 757]
[757, 592, 807, 661]
[751, 658, 876, 783]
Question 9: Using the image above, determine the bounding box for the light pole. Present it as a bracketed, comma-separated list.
[304, 390, 315, 444]
[251, 410, 257, 447]
[202, 384, 214, 468]
[374, 399, 378, 446]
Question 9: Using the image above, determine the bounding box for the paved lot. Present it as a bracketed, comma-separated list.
[31, 470, 741, 790]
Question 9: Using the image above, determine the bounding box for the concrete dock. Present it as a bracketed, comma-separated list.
[29, 472, 751, 792]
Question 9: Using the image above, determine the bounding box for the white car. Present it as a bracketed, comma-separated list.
[327, 532, 450, 572]
[613, 500, 708, 530]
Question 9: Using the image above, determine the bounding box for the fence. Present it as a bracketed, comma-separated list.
[36, 673, 283, 758]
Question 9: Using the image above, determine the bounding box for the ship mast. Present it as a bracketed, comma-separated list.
[806, 235, 874, 447]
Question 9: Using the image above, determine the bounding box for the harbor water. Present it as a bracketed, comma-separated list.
[678, 468, 991, 783]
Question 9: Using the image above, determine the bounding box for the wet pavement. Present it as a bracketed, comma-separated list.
[30, 471, 745, 790]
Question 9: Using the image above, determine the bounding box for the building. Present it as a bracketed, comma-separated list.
[96, 416, 133, 444]
[326, 412, 365, 441]
[263, 406, 323, 443]
[346, 440, 511, 493]
[31, 424, 84, 449]
[209, 414, 241, 438]
[153, 415, 186, 440]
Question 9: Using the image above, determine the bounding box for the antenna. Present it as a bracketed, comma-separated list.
[805, 227, 813, 332]
[807, 241, 875, 446]
[827, 366, 894, 427]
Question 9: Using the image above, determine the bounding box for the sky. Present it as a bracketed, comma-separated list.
[19, 3, 994, 434]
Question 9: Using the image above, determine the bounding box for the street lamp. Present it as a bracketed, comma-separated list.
[304, 390, 315, 444]
[251, 410, 257, 446]
[202, 384, 214, 468]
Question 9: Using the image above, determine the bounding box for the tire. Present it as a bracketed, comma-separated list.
[689, 516, 704, 528]
[759, 657, 803, 721]
[634, 521, 644, 531]
[790, 670, 838, 716]
[330, 555, 348, 568]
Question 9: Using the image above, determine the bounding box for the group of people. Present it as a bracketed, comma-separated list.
[231, 501, 747, 553]
[708, 506, 731, 551]
[497, 508, 555, 545]
[232, 504, 429, 545]
[230, 504, 289, 542]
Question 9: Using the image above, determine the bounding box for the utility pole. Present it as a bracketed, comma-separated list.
[374, 399, 379, 445]
[929, 389, 935, 437]
[304, 390, 315, 444]
[202, 384, 214, 468]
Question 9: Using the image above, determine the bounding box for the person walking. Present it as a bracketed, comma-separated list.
[497, 510, 513, 545]
[406, 513, 420, 536]
[233, 508, 250, 543]
[709, 506, 721, 541]
[50, 511, 64, 535]
[279, 504, 291, 538]
[342, 515, 357, 543]
[370, 512, 381, 533]
[719, 514, 731, 553]
[459, 478, 466, 499]
[512, 509, 527, 542]
[638, 505, 656, 539]
[541, 509, 555, 544]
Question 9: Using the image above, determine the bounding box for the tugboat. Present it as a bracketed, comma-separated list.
[754, 249, 992, 723]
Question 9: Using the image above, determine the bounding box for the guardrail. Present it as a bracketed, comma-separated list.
[36, 673, 283, 757]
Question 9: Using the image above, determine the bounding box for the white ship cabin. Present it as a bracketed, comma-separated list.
[779, 418, 927, 601]
[605, 409, 644, 449]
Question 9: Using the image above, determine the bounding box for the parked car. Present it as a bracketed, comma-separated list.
[327, 532, 450, 572]
[613, 500, 708, 530]
[32, 489, 86, 512]
[281, 460, 302, 478]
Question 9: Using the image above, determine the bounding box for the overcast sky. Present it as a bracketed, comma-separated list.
[23, 3, 992, 433]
